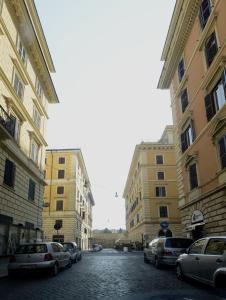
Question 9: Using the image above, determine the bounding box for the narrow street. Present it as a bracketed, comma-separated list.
[0, 249, 226, 300]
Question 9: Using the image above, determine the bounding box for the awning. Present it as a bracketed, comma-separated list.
[185, 222, 205, 231]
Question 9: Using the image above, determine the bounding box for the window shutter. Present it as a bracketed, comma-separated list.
[221, 69, 226, 100]
[204, 93, 216, 121]
[191, 120, 196, 141]
[180, 132, 187, 152]
[156, 187, 160, 197]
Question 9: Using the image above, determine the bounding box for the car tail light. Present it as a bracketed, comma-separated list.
[44, 253, 54, 261]
[9, 255, 16, 262]
[162, 250, 173, 256]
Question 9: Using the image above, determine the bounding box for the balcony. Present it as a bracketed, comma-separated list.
[0, 105, 15, 140]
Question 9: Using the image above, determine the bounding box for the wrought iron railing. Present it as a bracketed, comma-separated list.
[0, 105, 15, 137]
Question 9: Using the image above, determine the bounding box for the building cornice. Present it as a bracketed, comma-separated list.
[158, 0, 201, 89]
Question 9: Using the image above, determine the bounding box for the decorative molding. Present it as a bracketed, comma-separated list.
[4, 1, 59, 103]
[11, 57, 28, 85]
[3, 95, 26, 122]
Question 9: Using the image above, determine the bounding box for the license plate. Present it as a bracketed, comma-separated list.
[20, 264, 36, 269]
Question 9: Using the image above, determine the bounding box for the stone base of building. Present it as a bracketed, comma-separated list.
[0, 213, 43, 256]
[180, 184, 226, 240]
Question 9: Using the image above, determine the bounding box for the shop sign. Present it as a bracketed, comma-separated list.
[191, 210, 204, 224]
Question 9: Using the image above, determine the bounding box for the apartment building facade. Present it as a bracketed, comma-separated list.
[123, 126, 182, 244]
[158, 0, 226, 239]
[0, 0, 58, 256]
[42, 149, 94, 250]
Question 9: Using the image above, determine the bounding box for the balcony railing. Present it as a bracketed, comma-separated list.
[0, 105, 15, 137]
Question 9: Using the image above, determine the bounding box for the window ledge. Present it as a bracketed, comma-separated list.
[188, 187, 201, 202]
[175, 75, 188, 97]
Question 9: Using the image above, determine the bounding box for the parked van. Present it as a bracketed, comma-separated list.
[144, 237, 193, 268]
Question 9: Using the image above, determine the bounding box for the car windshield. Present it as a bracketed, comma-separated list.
[165, 239, 193, 248]
[15, 244, 48, 254]
[62, 243, 73, 250]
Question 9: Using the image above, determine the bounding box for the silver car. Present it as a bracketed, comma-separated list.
[176, 236, 226, 287]
[8, 242, 71, 276]
[61, 242, 82, 263]
[144, 237, 193, 268]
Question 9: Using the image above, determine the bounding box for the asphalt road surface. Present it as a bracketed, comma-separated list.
[0, 249, 226, 300]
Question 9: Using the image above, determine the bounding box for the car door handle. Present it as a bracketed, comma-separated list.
[195, 257, 200, 260]
[216, 258, 223, 263]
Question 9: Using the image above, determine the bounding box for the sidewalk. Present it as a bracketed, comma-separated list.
[0, 257, 9, 278]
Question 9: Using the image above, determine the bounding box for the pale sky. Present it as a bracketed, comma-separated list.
[35, 0, 176, 229]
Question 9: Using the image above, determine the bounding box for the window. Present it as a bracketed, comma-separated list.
[56, 200, 63, 211]
[57, 186, 64, 194]
[189, 163, 199, 190]
[205, 238, 226, 255]
[218, 135, 226, 169]
[18, 39, 27, 64]
[180, 122, 195, 152]
[157, 172, 164, 180]
[59, 157, 65, 164]
[58, 170, 65, 179]
[181, 89, 189, 113]
[33, 106, 41, 129]
[156, 155, 163, 164]
[130, 220, 134, 228]
[44, 170, 46, 179]
[45, 158, 47, 164]
[156, 186, 166, 197]
[178, 58, 185, 82]
[205, 32, 218, 67]
[137, 214, 140, 223]
[189, 239, 206, 254]
[28, 179, 35, 201]
[3, 159, 15, 188]
[30, 140, 39, 163]
[13, 73, 24, 99]
[51, 243, 62, 253]
[10, 114, 20, 142]
[199, 0, 212, 29]
[36, 79, 43, 100]
[84, 228, 87, 234]
[204, 70, 226, 122]
[159, 206, 168, 218]
[82, 211, 85, 220]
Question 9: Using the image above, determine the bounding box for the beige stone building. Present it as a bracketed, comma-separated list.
[42, 149, 94, 250]
[123, 126, 182, 244]
[158, 0, 226, 239]
[0, 0, 58, 256]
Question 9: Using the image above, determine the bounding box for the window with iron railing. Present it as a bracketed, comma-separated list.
[199, 0, 212, 30]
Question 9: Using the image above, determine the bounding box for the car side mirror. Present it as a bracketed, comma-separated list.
[185, 248, 190, 254]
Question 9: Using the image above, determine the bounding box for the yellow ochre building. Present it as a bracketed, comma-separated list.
[42, 149, 94, 250]
[0, 0, 58, 256]
[123, 126, 182, 244]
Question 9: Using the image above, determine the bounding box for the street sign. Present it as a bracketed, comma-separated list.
[54, 223, 62, 231]
[160, 221, 169, 229]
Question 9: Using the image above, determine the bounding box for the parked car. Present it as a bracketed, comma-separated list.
[92, 244, 102, 251]
[8, 242, 71, 276]
[61, 242, 82, 263]
[176, 236, 226, 287]
[144, 237, 193, 268]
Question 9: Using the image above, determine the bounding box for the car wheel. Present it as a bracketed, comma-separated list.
[154, 256, 160, 268]
[176, 264, 184, 280]
[51, 263, 59, 276]
[67, 259, 72, 268]
[144, 254, 149, 263]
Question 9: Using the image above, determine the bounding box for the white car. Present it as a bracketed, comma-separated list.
[8, 242, 71, 276]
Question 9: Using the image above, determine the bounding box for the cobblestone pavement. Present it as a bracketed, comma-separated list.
[0, 249, 226, 300]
